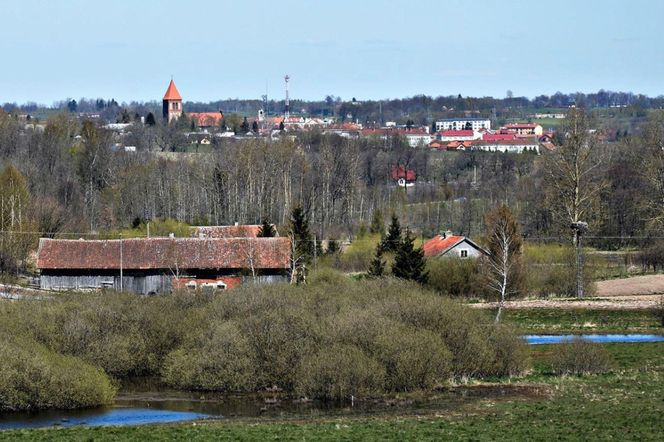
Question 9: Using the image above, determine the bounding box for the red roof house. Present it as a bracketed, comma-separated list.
[423, 232, 487, 259]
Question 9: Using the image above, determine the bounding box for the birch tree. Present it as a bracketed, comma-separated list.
[483, 205, 522, 322]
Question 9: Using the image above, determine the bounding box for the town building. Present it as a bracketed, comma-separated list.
[437, 130, 481, 142]
[422, 232, 487, 259]
[189, 111, 224, 129]
[435, 118, 491, 132]
[162, 79, 183, 123]
[502, 123, 543, 136]
[471, 139, 540, 153]
[37, 236, 290, 294]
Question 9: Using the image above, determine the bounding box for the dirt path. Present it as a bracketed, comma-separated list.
[470, 275, 664, 310]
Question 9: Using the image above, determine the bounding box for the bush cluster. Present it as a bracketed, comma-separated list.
[426, 258, 484, 298]
[0, 337, 115, 411]
[0, 279, 528, 404]
[550, 338, 614, 376]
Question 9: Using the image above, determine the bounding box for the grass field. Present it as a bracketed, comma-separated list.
[494, 308, 662, 334]
[2, 305, 662, 441]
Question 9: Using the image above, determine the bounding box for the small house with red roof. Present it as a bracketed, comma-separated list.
[422, 231, 487, 259]
[391, 165, 417, 187]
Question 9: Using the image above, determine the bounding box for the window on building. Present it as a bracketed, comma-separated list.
[460, 249, 468, 258]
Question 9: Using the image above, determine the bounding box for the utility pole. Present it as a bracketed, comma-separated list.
[119, 232, 123, 292]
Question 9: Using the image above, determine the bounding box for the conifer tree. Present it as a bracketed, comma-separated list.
[326, 239, 339, 255]
[381, 214, 402, 252]
[367, 243, 386, 278]
[392, 228, 428, 284]
[257, 219, 276, 237]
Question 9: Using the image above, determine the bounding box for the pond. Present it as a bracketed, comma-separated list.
[0, 408, 209, 430]
[524, 334, 664, 345]
[0, 382, 540, 430]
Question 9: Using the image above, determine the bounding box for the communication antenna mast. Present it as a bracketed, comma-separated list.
[284, 74, 290, 120]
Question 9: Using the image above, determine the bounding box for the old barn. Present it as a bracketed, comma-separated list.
[37, 237, 291, 294]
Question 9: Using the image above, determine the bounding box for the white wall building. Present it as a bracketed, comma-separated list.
[435, 118, 491, 132]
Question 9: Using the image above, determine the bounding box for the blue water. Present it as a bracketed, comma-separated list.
[0, 407, 209, 430]
[524, 334, 664, 345]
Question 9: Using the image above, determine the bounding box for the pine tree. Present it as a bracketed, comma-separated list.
[241, 117, 250, 133]
[145, 112, 156, 126]
[392, 228, 428, 284]
[257, 219, 276, 237]
[326, 239, 339, 255]
[367, 243, 386, 278]
[381, 214, 402, 252]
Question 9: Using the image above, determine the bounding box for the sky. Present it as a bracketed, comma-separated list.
[1, 0, 663, 105]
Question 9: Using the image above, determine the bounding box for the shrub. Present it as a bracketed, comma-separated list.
[426, 258, 483, 298]
[551, 339, 614, 375]
[373, 326, 452, 391]
[308, 267, 347, 286]
[486, 324, 530, 377]
[162, 322, 256, 391]
[296, 344, 385, 400]
[0, 337, 115, 411]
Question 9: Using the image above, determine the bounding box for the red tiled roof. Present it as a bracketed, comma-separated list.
[440, 130, 473, 136]
[473, 139, 538, 146]
[163, 79, 182, 101]
[423, 235, 465, 257]
[391, 165, 416, 182]
[37, 237, 290, 270]
[482, 133, 516, 141]
[445, 140, 473, 150]
[191, 225, 278, 238]
[189, 112, 223, 127]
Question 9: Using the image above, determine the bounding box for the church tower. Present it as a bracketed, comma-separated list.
[162, 79, 183, 123]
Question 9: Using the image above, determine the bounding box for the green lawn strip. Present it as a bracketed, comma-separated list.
[2, 343, 662, 441]
[494, 308, 661, 334]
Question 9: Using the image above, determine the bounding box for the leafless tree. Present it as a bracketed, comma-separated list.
[483, 205, 522, 322]
[543, 108, 606, 298]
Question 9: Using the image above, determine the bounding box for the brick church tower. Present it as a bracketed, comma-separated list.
[162, 79, 183, 123]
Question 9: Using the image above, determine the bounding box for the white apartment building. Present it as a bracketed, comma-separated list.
[435, 118, 491, 132]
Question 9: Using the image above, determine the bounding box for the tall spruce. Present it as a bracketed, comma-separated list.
[392, 228, 428, 284]
[257, 219, 276, 237]
[367, 243, 386, 278]
[381, 214, 402, 252]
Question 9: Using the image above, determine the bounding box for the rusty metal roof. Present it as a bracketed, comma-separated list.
[37, 237, 290, 270]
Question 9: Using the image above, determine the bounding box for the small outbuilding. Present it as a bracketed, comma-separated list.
[422, 231, 488, 259]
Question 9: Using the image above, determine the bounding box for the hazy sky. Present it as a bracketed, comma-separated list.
[1, 0, 662, 105]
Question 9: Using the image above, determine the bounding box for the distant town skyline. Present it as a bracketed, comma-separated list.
[1, 0, 663, 105]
